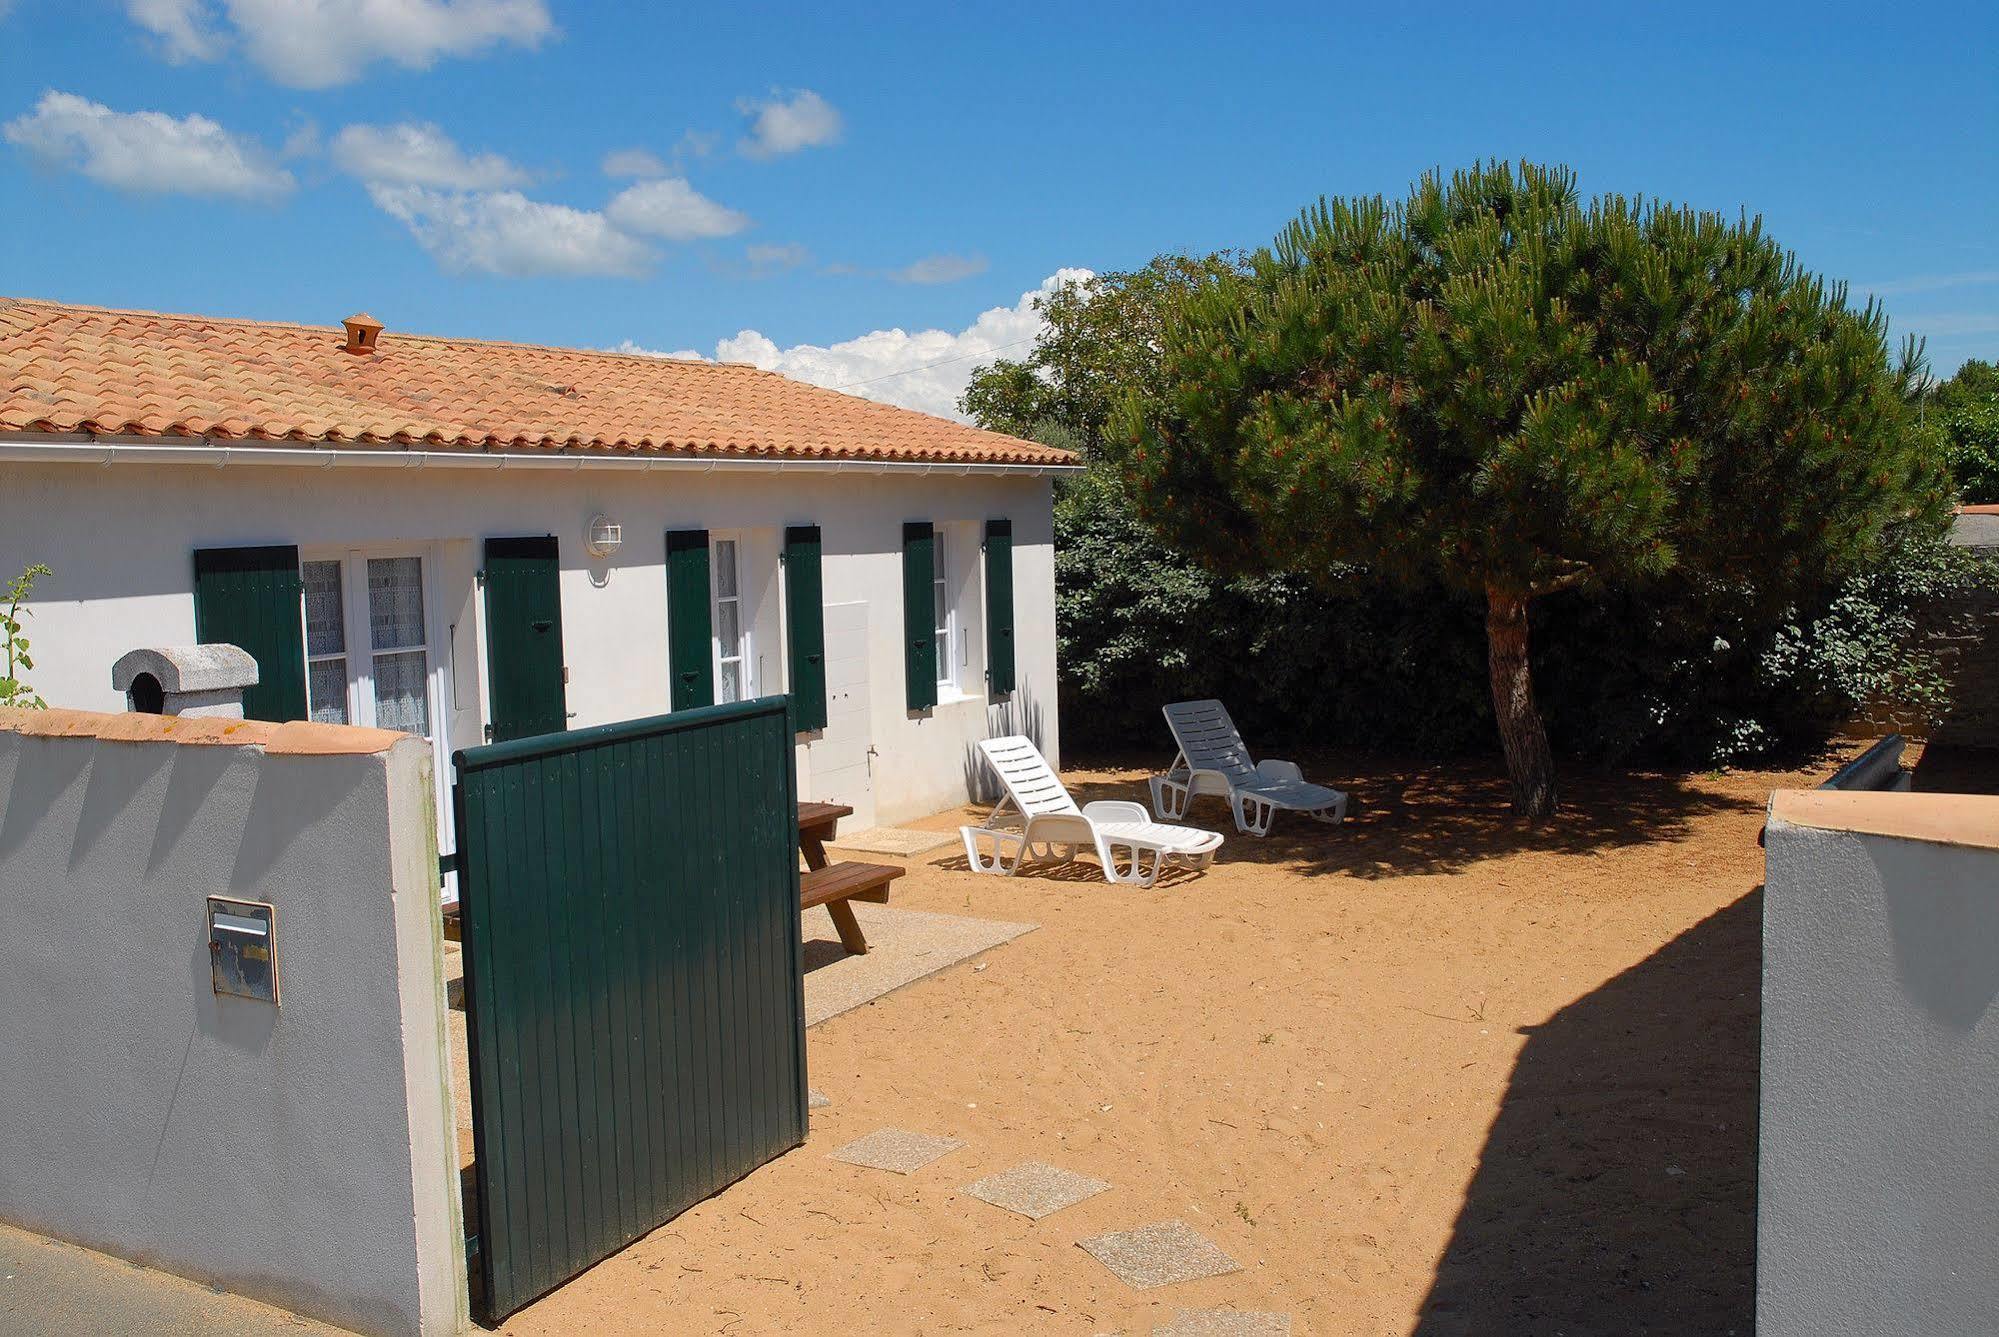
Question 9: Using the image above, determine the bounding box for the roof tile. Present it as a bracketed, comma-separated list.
[0, 297, 1074, 467]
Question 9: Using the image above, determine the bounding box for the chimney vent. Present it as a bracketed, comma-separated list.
[341, 312, 384, 355]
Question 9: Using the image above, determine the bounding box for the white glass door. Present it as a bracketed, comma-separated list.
[712, 535, 750, 703]
[298, 546, 455, 891]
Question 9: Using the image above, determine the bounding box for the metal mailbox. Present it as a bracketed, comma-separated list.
[208, 897, 279, 1004]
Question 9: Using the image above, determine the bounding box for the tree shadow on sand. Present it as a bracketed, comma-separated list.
[1414, 890, 1762, 1335]
[1058, 748, 1759, 879]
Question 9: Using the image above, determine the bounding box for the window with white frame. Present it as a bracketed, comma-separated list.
[713, 535, 749, 703]
[933, 537, 957, 694]
[303, 559, 350, 724]
[299, 551, 434, 737]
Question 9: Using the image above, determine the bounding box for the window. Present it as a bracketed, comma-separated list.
[933, 539, 956, 694]
[367, 556, 430, 736]
[299, 550, 434, 737]
[713, 535, 748, 703]
[303, 559, 349, 724]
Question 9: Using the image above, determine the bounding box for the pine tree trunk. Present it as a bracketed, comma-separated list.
[1485, 585, 1557, 820]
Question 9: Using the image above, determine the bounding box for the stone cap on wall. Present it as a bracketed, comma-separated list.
[0, 705, 410, 755]
[1768, 788, 1999, 853]
[111, 644, 259, 695]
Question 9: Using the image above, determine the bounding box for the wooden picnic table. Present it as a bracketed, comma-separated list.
[797, 800, 903, 956]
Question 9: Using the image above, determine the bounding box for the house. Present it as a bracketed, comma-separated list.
[0, 297, 1076, 840]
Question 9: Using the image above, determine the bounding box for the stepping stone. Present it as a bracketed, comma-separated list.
[827, 1127, 963, 1174]
[962, 1161, 1109, 1220]
[1076, 1220, 1241, 1290]
[1154, 1309, 1291, 1336]
[808, 1088, 830, 1109]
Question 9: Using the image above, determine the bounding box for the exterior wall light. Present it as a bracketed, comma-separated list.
[586, 516, 623, 559]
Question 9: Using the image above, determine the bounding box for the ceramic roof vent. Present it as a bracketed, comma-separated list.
[112, 645, 259, 719]
[341, 311, 384, 355]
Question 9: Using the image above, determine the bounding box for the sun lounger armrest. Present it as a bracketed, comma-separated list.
[1254, 759, 1304, 784]
[1022, 812, 1095, 845]
[1082, 800, 1152, 825]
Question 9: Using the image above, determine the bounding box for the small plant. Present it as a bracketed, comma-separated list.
[1, 563, 52, 709]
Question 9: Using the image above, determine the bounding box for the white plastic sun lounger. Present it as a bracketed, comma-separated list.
[961, 735, 1223, 888]
[1150, 699, 1348, 836]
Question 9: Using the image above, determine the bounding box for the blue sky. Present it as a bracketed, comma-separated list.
[2, 1, 1994, 417]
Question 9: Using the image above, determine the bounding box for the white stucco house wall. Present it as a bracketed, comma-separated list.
[0, 298, 1075, 845]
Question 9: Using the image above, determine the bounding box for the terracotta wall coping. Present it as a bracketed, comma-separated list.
[1768, 788, 1999, 853]
[0, 705, 410, 756]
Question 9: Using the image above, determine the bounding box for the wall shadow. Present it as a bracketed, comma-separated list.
[1060, 747, 1757, 879]
[1912, 743, 1999, 796]
[1414, 890, 1762, 1336]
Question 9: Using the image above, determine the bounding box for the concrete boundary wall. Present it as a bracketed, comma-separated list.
[1760, 788, 1999, 1337]
[0, 707, 465, 1337]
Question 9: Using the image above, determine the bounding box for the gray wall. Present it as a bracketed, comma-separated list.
[0, 709, 465, 1337]
[1760, 791, 1999, 1336]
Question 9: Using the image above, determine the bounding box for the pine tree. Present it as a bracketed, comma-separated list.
[1114, 162, 1947, 818]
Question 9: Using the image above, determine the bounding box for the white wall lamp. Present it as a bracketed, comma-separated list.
[585, 515, 623, 558]
[586, 515, 622, 587]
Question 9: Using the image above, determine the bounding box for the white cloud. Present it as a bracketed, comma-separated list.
[601, 146, 665, 179]
[332, 121, 527, 190]
[279, 119, 321, 159]
[736, 88, 842, 159]
[891, 253, 988, 285]
[1908, 313, 1999, 338]
[605, 177, 749, 241]
[127, 0, 226, 61]
[612, 339, 707, 361]
[3, 90, 293, 198]
[746, 242, 811, 277]
[125, 0, 553, 89]
[1862, 270, 1999, 297]
[618, 269, 1092, 420]
[368, 184, 651, 278]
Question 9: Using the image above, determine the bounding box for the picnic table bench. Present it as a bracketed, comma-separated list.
[444, 800, 901, 957]
[797, 800, 904, 956]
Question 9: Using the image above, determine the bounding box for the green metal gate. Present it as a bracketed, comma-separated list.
[450, 696, 806, 1324]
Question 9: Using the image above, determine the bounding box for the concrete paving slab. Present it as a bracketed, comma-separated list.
[962, 1161, 1110, 1220]
[802, 902, 1034, 1027]
[828, 1128, 965, 1174]
[1154, 1308, 1292, 1336]
[0, 1223, 346, 1337]
[1076, 1220, 1242, 1290]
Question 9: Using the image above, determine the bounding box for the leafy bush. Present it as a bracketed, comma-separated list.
[1056, 462, 1982, 766]
[1930, 358, 1999, 503]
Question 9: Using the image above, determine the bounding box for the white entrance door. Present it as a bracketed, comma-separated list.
[808, 600, 874, 828]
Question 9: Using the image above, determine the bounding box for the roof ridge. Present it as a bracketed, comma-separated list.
[0, 294, 737, 370]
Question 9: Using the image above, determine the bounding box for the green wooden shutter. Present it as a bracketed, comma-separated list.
[984, 518, 1015, 696]
[192, 545, 307, 723]
[902, 522, 938, 711]
[783, 525, 827, 732]
[667, 529, 714, 712]
[482, 536, 567, 742]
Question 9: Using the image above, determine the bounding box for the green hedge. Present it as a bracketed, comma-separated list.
[1056, 462, 1986, 765]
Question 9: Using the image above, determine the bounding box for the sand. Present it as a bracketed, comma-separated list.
[484, 746, 1868, 1336]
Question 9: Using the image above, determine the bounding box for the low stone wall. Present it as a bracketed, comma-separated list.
[1851, 545, 1999, 747]
[0, 708, 465, 1337]
[1928, 566, 1999, 747]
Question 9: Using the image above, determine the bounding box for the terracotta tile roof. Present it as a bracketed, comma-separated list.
[0, 297, 1074, 467]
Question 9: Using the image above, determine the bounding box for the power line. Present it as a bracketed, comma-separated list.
[827, 335, 1038, 392]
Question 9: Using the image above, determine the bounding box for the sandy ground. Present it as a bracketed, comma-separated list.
[472, 742, 1936, 1337]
